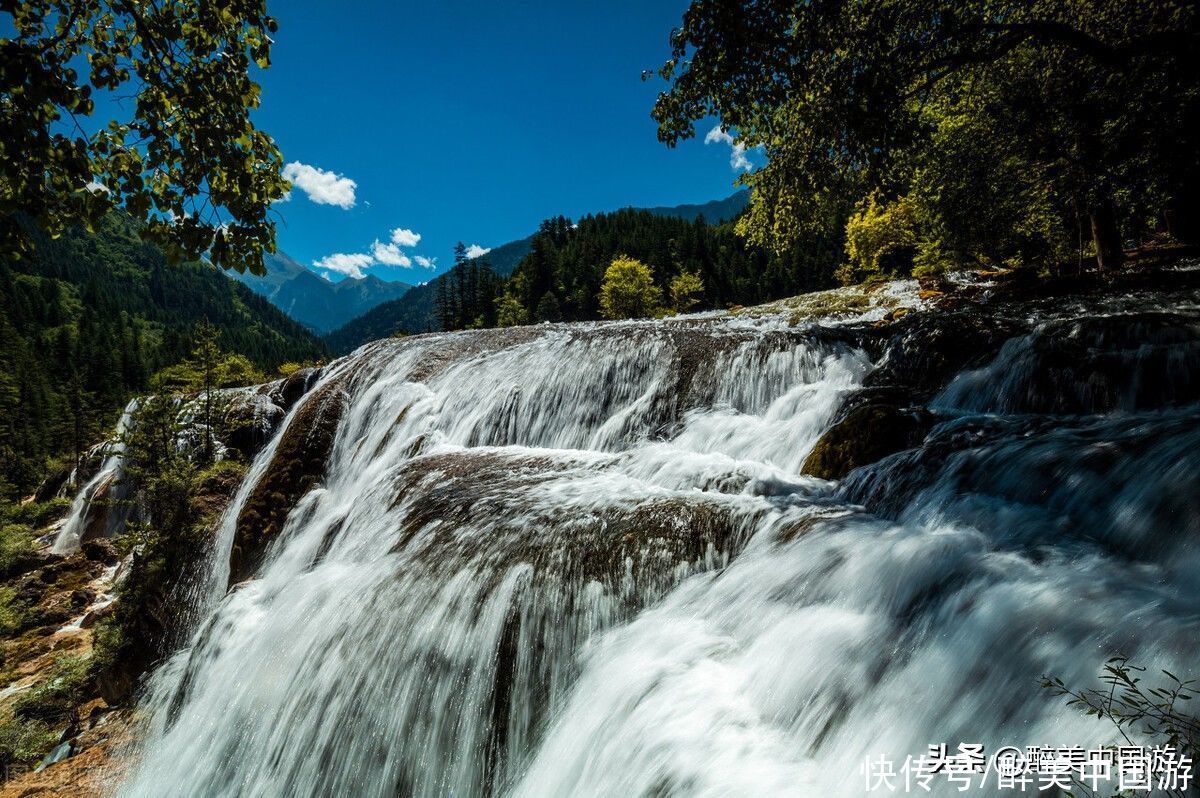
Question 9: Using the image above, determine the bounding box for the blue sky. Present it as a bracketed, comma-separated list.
[255, 0, 754, 282]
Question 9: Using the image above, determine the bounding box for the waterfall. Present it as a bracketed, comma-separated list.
[111, 298, 1200, 797]
[52, 397, 139, 555]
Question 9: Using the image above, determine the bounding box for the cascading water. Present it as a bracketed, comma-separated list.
[112, 284, 1200, 797]
[52, 397, 139, 555]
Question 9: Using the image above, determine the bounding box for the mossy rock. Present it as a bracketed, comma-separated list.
[802, 403, 932, 480]
[230, 379, 347, 586]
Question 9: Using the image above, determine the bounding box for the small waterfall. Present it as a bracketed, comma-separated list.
[52, 397, 139, 554]
[110, 294, 1200, 797]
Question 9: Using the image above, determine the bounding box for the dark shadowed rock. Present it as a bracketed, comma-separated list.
[230, 378, 348, 586]
[222, 394, 287, 461]
[78, 472, 119, 546]
[33, 464, 72, 503]
[82, 539, 119, 565]
[866, 310, 1023, 399]
[262, 366, 320, 412]
[802, 403, 934, 481]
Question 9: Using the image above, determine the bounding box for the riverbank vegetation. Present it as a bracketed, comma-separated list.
[0, 215, 325, 498]
[650, 0, 1199, 278]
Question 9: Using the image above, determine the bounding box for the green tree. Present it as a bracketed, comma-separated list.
[651, 0, 1200, 271]
[496, 292, 529, 327]
[599, 256, 662, 320]
[535, 291, 562, 323]
[150, 319, 264, 463]
[190, 319, 220, 463]
[669, 269, 704, 313]
[1, 1, 288, 273]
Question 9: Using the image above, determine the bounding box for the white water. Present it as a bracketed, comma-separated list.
[52, 398, 139, 554]
[109, 308, 1200, 797]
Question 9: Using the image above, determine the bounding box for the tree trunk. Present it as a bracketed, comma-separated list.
[1089, 197, 1124, 270]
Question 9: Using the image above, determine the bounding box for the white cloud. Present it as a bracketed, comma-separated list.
[371, 240, 412, 268]
[390, 228, 421, 247]
[282, 161, 357, 208]
[84, 180, 110, 194]
[704, 124, 753, 172]
[313, 252, 373, 279]
[465, 244, 491, 259]
[703, 126, 734, 146]
[312, 224, 437, 278]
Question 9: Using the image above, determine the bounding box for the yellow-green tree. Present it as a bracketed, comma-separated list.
[839, 194, 918, 284]
[599, 256, 662, 319]
[669, 270, 704, 313]
[496, 293, 529, 327]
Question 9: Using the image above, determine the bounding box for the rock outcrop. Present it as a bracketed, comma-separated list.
[802, 402, 933, 480]
[230, 378, 348, 586]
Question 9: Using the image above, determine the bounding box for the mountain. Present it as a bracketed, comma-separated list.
[0, 214, 327, 494]
[641, 190, 749, 224]
[229, 251, 412, 333]
[477, 235, 535, 278]
[325, 279, 443, 352]
[322, 192, 788, 355]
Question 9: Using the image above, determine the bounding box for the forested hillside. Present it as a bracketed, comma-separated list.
[499, 209, 837, 323]
[0, 215, 326, 495]
[325, 204, 836, 353]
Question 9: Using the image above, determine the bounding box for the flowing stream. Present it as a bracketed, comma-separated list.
[107, 290, 1199, 797]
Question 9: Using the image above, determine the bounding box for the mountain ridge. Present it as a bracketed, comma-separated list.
[229, 251, 412, 334]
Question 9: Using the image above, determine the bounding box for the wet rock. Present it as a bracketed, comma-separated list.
[79, 602, 115, 630]
[838, 409, 1200, 560]
[262, 366, 320, 412]
[0, 707, 136, 798]
[222, 394, 286, 461]
[230, 378, 348, 586]
[190, 462, 247, 521]
[937, 312, 1200, 415]
[802, 402, 934, 481]
[866, 310, 1023, 399]
[80, 540, 118, 565]
[77, 472, 119, 547]
[388, 448, 754, 591]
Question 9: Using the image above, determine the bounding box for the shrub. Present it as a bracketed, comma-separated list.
[599, 256, 663, 319]
[1044, 656, 1198, 795]
[0, 716, 58, 771]
[0, 524, 35, 578]
[0, 587, 29, 637]
[669, 270, 705, 313]
[13, 655, 90, 726]
[839, 193, 918, 285]
[496, 293, 529, 327]
[3, 497, 70, 530]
